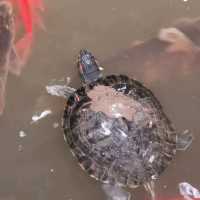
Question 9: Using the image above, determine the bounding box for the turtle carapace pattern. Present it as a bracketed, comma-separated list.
[62, 49, 178, 188]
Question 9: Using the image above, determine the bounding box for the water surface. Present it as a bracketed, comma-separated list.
[1, 0, 200, 199]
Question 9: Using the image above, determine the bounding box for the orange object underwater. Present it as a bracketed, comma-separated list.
[10, 0, 44, 69]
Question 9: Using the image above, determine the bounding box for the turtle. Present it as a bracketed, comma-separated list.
[61, 49, 193, 200]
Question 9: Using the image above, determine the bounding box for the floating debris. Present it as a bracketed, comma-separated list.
[18, 144, 23, 152]
[53, 122, 59, 129]
[66, 77, 71, 85]
[163, 185, 167, 189]
[179, 182, 200, 200]
[19, 130, 27, 138]
[31, 110, 52, 123]
[50, 168, 54, 173]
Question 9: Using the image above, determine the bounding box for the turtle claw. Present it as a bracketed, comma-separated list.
[102, 184, 131, 200]
[176, 130, 193, 151]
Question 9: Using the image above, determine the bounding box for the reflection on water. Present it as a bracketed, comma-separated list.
[1, 0, 200, 199]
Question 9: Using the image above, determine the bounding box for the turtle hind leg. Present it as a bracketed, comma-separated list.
[176, 130, 193, 151]
[102, 184, 131, 200]
[144, 181, 156, 200]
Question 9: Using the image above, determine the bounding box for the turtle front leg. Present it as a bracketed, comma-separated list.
[102, 184, 131, 200]
[176, 130, 193, 151]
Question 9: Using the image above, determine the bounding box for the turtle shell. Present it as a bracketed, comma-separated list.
[63, 74, 176, 187]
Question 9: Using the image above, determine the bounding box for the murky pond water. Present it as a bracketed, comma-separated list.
[1, 0, 200, 199]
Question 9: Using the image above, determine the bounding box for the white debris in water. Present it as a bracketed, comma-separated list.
[19, 130, 26, 138]
[31, 110, 52, 123]
[18, 144, 23, 152]
[50, 169, 54, 173]
[46, 85, 75, 98]
[66, 76, 71, 85]
[182, 0, 188, 2]
[179, 182, 200, 200]
[53, 122, 59, 129]
[163, 185, 167, 189]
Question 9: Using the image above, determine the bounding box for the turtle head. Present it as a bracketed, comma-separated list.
[77, 49, 102, 84]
